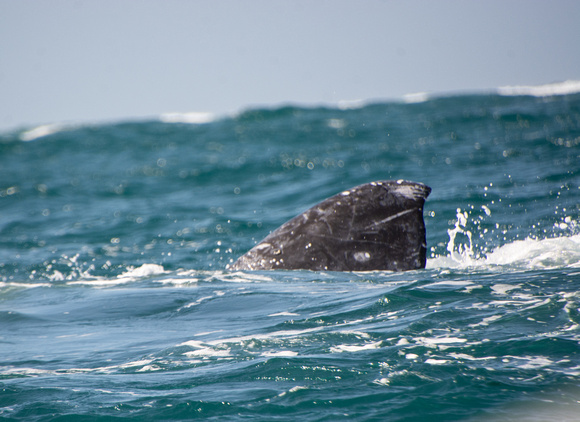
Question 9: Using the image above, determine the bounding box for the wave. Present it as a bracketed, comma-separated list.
[400, 80, 580, 105]
[9, 80, 580, 142]
[154, 81, 580, 124]
[497, 80, 580, 97]
[4, 229, 578, 290]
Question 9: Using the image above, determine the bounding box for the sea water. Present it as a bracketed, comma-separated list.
[1, 84, 579, 421]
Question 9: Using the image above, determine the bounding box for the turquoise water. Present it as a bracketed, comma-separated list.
[1, 90, 579, 420]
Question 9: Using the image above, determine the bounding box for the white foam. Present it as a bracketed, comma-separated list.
[179, 325, 326, 352]
[67, 277, 132, 287]
[277, 385, 308, 397]
[214, 271, 275, 283]
[68, 263, 167, 287]
[497, 80, 580, 97]
[156, 277, 198, 286]
[330, 340, 382, 353]
[262, 351, 298, 357]
[19, 123, 69, 141]
[403, 92, 430, 103]
[337, 99, 366, 110]
[415, 337, 467, 346]
[268, 311, 300, 317]
[425, 358, 448, 365]
[159, 112, 216, 124]
[485, 235, 580, 269]
[448, 353, 496, 361]
[178, 290, 225, 311]
[432, 206, 580, 271]
[428, 219, 580, 271]
[506, 356, 555, 370]
[468, 315, 503, 328]
[1, 357, 161, 377]
[0, 282, 51, 289]
[417, 280, 475, 289]
[184, 348, 231, 358]
[490, 283, 521, 295]
[119, 264, 166, 279]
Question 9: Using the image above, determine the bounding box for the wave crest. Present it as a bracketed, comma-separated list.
[497, 80, 580, 97]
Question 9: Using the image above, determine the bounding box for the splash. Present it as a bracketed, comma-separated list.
[429, 207, 580, 271]
[446, 208, 475, 264]
[43, 254, 96, 282]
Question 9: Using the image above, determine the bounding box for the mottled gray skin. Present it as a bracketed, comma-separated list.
[228, 180, 431, 272]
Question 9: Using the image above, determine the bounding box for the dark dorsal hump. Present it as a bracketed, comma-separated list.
[228, 180, 431, 272]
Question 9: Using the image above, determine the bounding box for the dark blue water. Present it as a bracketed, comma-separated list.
[1, 88, 579, 421]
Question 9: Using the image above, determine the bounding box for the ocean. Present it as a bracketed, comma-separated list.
[1, 83, 579, 421]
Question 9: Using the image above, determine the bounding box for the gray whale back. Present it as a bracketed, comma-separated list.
[228, 180, 431, 272]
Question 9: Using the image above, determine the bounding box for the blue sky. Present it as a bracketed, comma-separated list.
[1, 0, 579, 130]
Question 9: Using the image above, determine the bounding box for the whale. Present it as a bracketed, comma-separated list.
[228, 180, 431, 272]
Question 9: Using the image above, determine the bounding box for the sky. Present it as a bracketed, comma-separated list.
[1, 0, 580, 131]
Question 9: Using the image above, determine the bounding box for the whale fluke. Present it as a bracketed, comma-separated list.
[228, 180, 431, 272]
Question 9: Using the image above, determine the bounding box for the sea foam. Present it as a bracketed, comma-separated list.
[497, 80, 580, 97]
